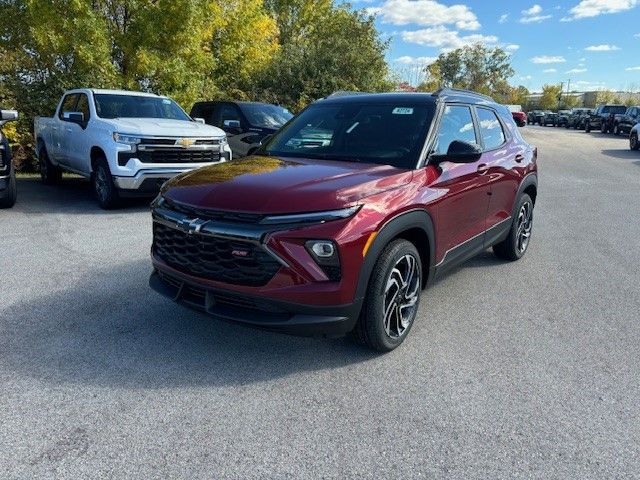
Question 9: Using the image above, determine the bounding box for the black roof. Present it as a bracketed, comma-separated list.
[319, 88, 496, 106]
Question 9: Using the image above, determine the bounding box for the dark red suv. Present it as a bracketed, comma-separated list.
[150, 89, 538, 351]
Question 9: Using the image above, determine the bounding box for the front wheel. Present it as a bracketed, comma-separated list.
[92, 158, 120, 209]
[353, 239, 422, 352]
[631, 132, 639, 151]
[493, 194, 534, 261]
[39, 148, 62, 185]
[0, 168, 17, 208]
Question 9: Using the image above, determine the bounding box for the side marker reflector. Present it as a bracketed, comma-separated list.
[362, 232, 378, 257]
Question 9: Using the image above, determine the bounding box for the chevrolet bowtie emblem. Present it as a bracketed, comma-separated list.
[176, 218, 207, 235]
[176, 138, 195, 148]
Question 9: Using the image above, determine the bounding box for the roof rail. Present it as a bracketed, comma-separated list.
[432, 87, 495, 102]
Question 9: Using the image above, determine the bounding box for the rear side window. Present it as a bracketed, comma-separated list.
[434, 105, 477, 155]
[58, 94, 79, 119]
[476, 108, 506, 150]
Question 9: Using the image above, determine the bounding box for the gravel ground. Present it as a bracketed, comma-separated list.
[1, 126, 639, 479]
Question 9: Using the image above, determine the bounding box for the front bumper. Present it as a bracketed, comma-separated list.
[113, 169, 191, 190]
[149, 269, 360, 337]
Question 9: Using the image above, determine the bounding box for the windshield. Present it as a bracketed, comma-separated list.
[240, 104, 293, 129]
[602, 105, 627, 114]
[94, 94, 191, 121]
[260, 102, 435, 169]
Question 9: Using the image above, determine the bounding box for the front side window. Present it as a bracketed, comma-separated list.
[262, 102, 435, 169]
[218, 104, 242, 126]
[75, 94, 90, 120]
[93, 94, 190, 121]
[59, 94, 79, 119]
[433, 105, 477, 155]
[476, 108, 506, 150]
[240, 104, 293, 129]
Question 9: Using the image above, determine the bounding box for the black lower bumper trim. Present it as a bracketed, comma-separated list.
[149, 270, 361, 337]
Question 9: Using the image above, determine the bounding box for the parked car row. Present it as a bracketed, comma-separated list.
[0, 109, 19, 208]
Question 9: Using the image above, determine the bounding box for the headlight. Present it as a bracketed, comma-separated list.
[260, 206, 361, 225]
[113, 133, 142, 146]
[219, 136, 228, 146]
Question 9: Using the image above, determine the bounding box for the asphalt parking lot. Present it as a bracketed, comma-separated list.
[2, 126, 640, 479]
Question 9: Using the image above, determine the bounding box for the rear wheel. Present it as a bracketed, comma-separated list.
[493, 194, 534, 261]
[92, 157, 120, 209]
[631, 132, 639, 151]
[0, 168, 17, 208]
[39, 147, 62, 185]
[585, 122, 591, 133]
[353, 239, 422, 352]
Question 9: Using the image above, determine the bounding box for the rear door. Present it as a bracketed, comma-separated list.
[430, 104, 491, 265]
[477, 107, 526, 246]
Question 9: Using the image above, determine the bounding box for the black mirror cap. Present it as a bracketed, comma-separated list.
[432, 140, 483, 164]
[63, 111, 84, 124]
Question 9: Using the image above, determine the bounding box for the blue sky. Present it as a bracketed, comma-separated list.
[351, 0, 640, 92]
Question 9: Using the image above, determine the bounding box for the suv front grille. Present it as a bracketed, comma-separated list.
[152, 223, 280, 287]
[162, 198, 264, 224]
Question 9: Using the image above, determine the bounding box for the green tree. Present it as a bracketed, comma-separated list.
[421, 44, 514, 99]
[256, 1, 392, 110]
[539, 84, 562, 110]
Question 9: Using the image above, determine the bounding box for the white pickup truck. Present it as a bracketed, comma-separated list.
[34, 89, 231, 208]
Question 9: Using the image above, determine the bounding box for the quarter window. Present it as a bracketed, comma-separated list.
[434, 105, 477, 155]
[476, 108, 506, 150]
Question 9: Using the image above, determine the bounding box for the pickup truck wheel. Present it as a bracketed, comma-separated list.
[0, 168, 17, 208]
[585, 123, 591, 133]
[352, 239, 421, 352]
[39, 148, 62, 185]
[493, 194, 534, 261]
[92, 158, 120, 209]
[631, 133, 639, 151]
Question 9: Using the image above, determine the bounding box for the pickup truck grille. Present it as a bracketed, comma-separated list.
[137, 149, 221, 164]
[152, 223, 280, 287]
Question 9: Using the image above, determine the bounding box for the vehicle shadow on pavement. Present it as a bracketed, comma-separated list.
[1, 259, 380, 388]
[12, 177, 152, 214]
[600, 149, 640, 161]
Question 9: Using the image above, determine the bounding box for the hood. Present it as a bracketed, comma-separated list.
[161, 156, 413, 214]
[102, 118, 225, 138]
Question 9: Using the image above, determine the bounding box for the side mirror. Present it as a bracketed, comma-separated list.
[193, 117, 206, 124]
[432, 140, 483, 164]
[62, 111, 84, 124]
[223, 119, 242, 134]
[0, 109, 18, 122]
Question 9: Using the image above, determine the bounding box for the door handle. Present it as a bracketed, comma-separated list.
[477, 163, 489, 174]
[515, 154, 524, 163]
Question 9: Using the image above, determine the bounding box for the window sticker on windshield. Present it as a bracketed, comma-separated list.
[162, 99, 171, 104]
[392, 107, 414, 115]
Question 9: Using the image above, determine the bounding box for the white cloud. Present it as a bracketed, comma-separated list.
[499, 13, 509, 23]
[543, 68, 557, 73]
[519, 75, 533, 81]
[531, 55, 567, 64]
[585, 44, 620, 51]
[401, 26, 498, 50]
[395, 56, 437, 65]
[562, 0, 638, 21]
[566, 68, 588, 73]
[626, 66, 640, 71]
[635, 33, 640, 37]
[369, 0, 480, 30]
[520, 4, 553, 22]
[505, 44, 520, 51]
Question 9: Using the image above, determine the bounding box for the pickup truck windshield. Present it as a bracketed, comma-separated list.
[261, 102, 435, 169]
[240, 104, 293, 129]
[94, 94, 191, 121]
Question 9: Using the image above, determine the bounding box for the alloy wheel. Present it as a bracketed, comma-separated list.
[95, 167, 109, 202]
[516, 201, 533, 254]
[383, 254, 420, 339]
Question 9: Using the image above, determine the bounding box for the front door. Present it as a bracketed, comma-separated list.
[429, 104, 491, 266]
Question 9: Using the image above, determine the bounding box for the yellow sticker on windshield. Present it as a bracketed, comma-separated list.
[392, 107, 414, 115]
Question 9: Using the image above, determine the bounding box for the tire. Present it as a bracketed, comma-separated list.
[0, 168, 17, 208]
[352, 239, 422, 352]
[613, 124, 620, 136]
[39, 147, 62, 185]
[600, 123, 607, 134]
[92, 157, 120, 209]
[585, 122, 591, 133]
[493, 194, 534, 261]
[631, 132, 639, 151]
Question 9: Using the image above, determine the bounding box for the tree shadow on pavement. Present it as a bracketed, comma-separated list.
[12, 177, 151, 215]
[0, 259, 379, 389]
